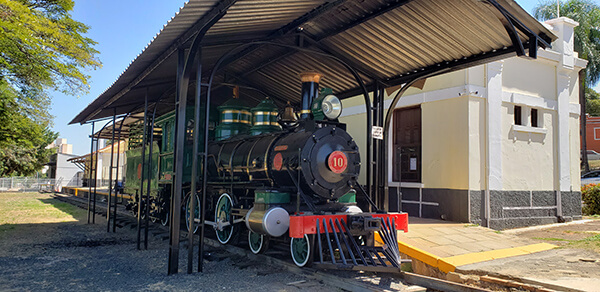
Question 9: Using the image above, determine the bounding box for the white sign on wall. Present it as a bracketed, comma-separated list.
[372, 126, 384, 140]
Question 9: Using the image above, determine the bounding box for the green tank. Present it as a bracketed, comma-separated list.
[215, 97, 251, 140]
[250, 97, 281, 135]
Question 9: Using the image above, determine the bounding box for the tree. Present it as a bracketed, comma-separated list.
[0, 79, 57, 176]
[0, 0, 100, 176]
[534, 0, 600, 172]
[586, 87, 600, 116]
[534, 0, 600, 86]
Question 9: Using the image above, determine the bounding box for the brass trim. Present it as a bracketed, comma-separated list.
[254, 121, 281, 126]
[253, 111, 278, 116]
[222, 109, 252, 115]
[300, 109, 312, 114]
[221, 119, 251, 124]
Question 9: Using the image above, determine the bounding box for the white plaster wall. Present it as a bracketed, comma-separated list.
[570, 113, 581, 189]
[421, 96, 470, 189]
[502, 57, 557, 100]
[468, 97, 486, 190]
[501, 104, 556, 190]
[339, 111, 368, 184]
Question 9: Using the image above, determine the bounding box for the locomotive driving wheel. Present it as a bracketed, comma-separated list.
[248, 230, 269, 254]
[215, 193, 235, 244]
[185, 193, 201, 234]
[290, 234, 314, 267]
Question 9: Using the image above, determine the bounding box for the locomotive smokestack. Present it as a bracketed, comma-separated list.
[299, 72, 322, 119]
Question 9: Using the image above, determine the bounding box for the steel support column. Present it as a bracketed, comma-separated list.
[168, 1, 236, 274]
[145, 103, 156, 249]
[168, 48, 186, 275]
[137, 90, 149, 250]
[188, 48, 202, 274]
[112, 116, 126, 232]
[87, 122, 95, 224]
[106, 108, 117, 232]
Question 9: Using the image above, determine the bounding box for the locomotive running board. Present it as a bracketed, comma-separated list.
[311, 216, 409, 272]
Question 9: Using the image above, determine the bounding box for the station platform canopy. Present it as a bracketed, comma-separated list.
[70, 0, 557, 125]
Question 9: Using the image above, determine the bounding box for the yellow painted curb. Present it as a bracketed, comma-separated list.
[61, 187, 133, 200]
[375, 232, 557, 274]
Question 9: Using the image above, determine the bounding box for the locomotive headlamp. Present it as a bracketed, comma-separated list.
[321, 94, 342, 120]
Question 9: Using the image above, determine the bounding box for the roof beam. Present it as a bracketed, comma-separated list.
[213, 0, 348, 74]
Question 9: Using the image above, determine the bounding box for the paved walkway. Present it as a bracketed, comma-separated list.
[390, 218, 556, 273]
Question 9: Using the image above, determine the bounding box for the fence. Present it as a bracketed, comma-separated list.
[0, 177, 57, 192]
[0, 177, 122, 192]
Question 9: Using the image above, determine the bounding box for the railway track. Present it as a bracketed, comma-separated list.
[53, 193, 490, 292]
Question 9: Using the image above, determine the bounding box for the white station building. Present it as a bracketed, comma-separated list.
[340, 17, 586, 229]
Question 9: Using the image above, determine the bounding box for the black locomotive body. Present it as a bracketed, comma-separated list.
[125, 72, 407, 267]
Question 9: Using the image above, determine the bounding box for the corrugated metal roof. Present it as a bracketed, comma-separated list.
[71, 0, 556, 124]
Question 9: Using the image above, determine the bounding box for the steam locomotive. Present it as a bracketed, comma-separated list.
[124, 72, 407, 268]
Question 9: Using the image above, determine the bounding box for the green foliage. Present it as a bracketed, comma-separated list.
[581, 183, 600, 215]
[0, 0, 100, 176]
[0, 80, 57, 176]
[585, 87, 600, 116]
[0, 0, 101, 95]
[534, 0, 600, 86]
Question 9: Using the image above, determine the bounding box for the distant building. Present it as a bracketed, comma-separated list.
[68, 140, 127, 188]
[583, 114, 600, 153]
[46, 138, 81, 191]
[340, 17, 585, 229]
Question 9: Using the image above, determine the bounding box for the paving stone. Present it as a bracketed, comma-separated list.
[399, 237, 439, 248]
[453, 242, 495, 253]
[430, 227, 462, 235]
[445, 234, 477, 243]
[421, 235, 455, 246]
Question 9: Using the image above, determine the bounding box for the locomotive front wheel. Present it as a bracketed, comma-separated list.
[215, 193, 234, 244]
[185, 193, 201, 234]
[290, 234, 314, 267]
[248, 230, 269, 254]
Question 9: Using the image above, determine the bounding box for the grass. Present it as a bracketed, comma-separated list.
[533, 237, 571, 242]
[534, 235, 600, 253]
[0, 192, 85, 225]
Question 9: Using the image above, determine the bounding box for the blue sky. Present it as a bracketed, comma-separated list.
[52, 0, 593, 155]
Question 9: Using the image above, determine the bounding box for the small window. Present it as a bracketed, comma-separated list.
[531, 108, 538, 127]
[514, 106, 522, 125]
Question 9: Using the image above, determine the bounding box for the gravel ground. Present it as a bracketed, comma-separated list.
[0, 194, 342, 292]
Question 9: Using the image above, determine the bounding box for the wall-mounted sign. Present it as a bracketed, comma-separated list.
[372, 126, 384, 140]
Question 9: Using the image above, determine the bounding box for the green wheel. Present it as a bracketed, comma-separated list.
[215, 193, 234, 244]
[248, 230, 269, 254]
[290, 234, 313, 267]
[185, 193, 201, 234]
